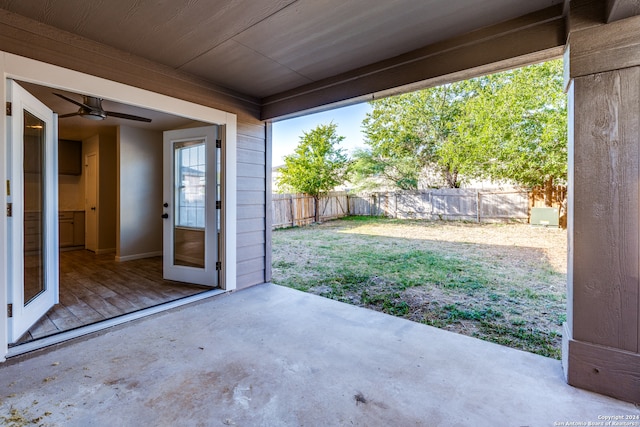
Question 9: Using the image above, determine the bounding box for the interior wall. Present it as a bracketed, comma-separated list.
[116, 125, 163, 261]
[58, 174, 84, 211]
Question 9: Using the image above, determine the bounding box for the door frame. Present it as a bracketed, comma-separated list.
[84, 152, 98, 252]
[163, 126, 219, 286]
[0, 51, 237, 361]
[6, 80, 59, 344]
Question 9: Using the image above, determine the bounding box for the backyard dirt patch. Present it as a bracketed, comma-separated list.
[271, 217, 567, 359]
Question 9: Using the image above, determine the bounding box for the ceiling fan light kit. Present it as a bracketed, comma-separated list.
[53, 92, 152, 122]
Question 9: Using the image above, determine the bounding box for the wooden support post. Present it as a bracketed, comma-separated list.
[564, 7, 640, 403]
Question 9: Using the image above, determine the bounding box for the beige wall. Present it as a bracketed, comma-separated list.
[116, 126, 163, 260]
[58, 174, 84, 211]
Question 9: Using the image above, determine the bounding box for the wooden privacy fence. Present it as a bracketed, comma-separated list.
[271, 188, 564, 229]
[272, 192, 349, 228]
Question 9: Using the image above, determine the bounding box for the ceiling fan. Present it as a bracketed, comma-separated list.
[53, 93, 152, 122]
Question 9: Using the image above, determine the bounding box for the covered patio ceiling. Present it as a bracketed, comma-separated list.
[0, 0, 571, 120]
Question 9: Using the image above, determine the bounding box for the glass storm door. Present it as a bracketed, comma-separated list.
[7, 80, 58, 343]
[163, 126, 219, 286]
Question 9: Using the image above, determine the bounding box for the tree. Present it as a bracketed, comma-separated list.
[453, 59, 567, 205]
[351, 148, 421, 191]
[360, 82, 477, 189]
[358, 59, 567, 199]
[276, 123, 350, 222]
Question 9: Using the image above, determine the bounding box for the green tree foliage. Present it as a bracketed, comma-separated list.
[358, 59, 567, 198]
[361, 84, 472, 188]
[351, 148, 420, 191]
[276, 123, 350, 221]
[453, 59, 567, 204]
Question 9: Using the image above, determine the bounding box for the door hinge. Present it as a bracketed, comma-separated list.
[215, 139, 222, 148]
[6, 180, 10, 196]
[7, 303, 13, 318]
[216, 262, 222, 271]
[216, 201, 221, 209]
[6, 102, 11, 116]
[6, 202, 12, 217]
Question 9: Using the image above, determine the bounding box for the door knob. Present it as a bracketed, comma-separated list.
[163, 203, 169, 208]
[162, 213, 169, 219]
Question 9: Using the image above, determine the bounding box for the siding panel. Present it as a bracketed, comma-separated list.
[238, 218, 265, 233]
[237, 231, 265, 248]
[237, 244, 266, 262]
[237, 147, 266, 165]
[237, 270, 266, 289]
[237, 204, 266, 220]
[238, 122, 267, 139]
[238, 191, 266, 205]
[237, 135, 266, 153]
[237, 163, 266, 178]
[238, 176, 266, 191]
[236, 120, 267, 288]
[237, 257, 265, 275]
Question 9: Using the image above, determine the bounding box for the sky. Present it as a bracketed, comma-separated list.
[271, 102, 372, 167]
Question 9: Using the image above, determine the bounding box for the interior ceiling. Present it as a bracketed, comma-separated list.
[18, 81, 202, 141]
[0, 0, 563, 101]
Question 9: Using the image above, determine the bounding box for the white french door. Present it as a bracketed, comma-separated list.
[7, 80, 58, 343]
[162, 126, 219, 286]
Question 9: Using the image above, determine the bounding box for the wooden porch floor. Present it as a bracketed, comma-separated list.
[15, 250, 210, 345]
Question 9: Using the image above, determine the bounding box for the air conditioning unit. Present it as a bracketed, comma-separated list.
[530, 207, 559, 227]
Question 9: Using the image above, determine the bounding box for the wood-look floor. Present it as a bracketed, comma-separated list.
[14, 250, 210, 345]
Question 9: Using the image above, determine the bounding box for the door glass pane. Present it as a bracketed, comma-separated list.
[174, 140, 205, 268]
[23, 110, 46, 304]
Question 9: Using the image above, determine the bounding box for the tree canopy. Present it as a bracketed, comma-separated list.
[358, 83, 472, 189]
[452, 59, 567, 193]
[276, 123, 350, 220]
[356, 59, 567, 197]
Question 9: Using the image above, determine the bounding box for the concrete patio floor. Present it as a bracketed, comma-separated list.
[1, 283, 638, 426]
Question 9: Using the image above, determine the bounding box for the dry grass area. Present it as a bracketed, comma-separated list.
[272, 217, 567, 359]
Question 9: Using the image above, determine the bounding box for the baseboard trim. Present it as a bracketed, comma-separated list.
[115, 251, 162, 262]
[564, 327, 640, 404]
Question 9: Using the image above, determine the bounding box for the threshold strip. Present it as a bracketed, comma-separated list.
[7, 288, 225, 358]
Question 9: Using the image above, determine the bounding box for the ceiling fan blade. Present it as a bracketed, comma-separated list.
[105, 111, 152, 123]
[58, 112, 81, 118]
[53, 93, 91, 109]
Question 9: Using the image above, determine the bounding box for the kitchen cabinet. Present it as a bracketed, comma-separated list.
[58, 139, 82, 175]
[59, 211, 85, 248]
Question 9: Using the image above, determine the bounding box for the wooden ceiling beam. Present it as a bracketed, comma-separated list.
[261, 4, 566, 121]
[607, 0, 640, 23]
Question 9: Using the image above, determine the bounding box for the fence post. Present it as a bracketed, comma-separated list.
[476, 190, 481, 223]
[290, 194, 295, 227]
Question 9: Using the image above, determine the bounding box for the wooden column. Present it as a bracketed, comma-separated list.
[564, 3, 640, 403]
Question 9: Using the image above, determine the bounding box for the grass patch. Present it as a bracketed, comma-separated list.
[272, 217, 567, 359]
